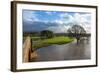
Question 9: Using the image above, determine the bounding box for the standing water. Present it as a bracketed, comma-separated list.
[30, 38, 91, 62]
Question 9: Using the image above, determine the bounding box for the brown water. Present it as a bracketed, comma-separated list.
[31, 38, 91, 62]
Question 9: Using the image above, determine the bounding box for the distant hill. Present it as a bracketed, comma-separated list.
[23, 21, 73, 33]
[23, 21, 57, 32]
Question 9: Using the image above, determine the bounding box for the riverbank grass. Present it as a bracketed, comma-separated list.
[32, 36, 74, 50]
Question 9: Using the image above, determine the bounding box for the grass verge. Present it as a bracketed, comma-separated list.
[32, 36, 74, 50]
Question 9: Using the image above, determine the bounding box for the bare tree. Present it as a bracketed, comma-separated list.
[67, 25, 86, 44]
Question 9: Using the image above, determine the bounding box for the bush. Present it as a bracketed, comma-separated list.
[40, 30, 54, 39]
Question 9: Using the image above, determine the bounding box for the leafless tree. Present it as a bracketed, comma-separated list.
[67, 25, 86, 44]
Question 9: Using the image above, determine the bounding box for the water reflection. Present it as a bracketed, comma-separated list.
[31, 38, 91, 62]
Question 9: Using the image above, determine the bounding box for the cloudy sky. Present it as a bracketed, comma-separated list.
[23, 10, 91, 33]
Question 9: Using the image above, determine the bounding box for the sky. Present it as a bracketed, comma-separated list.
[23, 10, 91, 33]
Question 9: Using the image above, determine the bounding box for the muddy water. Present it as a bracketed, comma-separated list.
[31, 38, 91, 62]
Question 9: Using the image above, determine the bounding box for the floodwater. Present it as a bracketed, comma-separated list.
[31, 38, 91, 62]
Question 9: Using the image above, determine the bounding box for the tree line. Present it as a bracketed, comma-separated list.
[24, 25, 88, 44]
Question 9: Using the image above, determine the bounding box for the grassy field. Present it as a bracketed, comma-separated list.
[31, 36, 74, 50]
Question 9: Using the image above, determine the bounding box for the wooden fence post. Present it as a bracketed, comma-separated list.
[23, 36, 31, 62]
[23, 36, 38, 62]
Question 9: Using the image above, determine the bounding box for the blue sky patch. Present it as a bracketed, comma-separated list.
[23, 10, 91, 33]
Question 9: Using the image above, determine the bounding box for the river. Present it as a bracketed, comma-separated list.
[31, 38, 91, 62]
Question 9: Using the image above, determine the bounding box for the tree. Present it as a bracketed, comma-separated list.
[40, 30, 54, 39]
[67, 25, 86, 44]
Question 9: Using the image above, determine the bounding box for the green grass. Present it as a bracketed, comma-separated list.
[31, 37, 40, 41]
[32, 36, 74, 50]
[23, 36, 40, 43]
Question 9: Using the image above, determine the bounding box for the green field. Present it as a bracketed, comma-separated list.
[31, 36, 74, 50]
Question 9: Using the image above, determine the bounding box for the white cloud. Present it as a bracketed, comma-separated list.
[73, 13, 91, 24]
[59, 13, 69, 18]
[45, 11, 53, 15]
[72, 13, 91, 33]
[23, 10, 91, 33]
[54, 12, 91, 33]
[54, 20, 64, 24]
[23, 10, 39, 22]
[46, 26, 67, 33]
[59, 13, 74, 23]
[45, 23, 71, 33]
